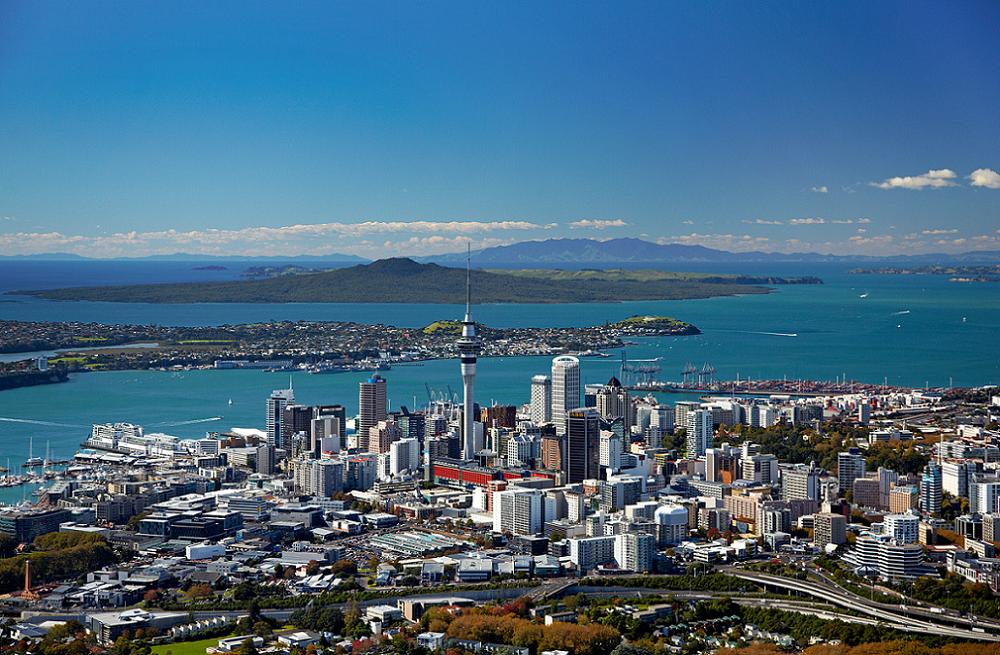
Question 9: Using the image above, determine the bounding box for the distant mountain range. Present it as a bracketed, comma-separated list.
[423, 238, 1000, 267]
[2, 238, 998, 267]
[0, 252, 366, 263]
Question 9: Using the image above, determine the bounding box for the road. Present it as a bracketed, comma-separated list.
[724, 569, 999, 641]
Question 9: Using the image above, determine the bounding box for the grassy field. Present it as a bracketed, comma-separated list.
[151, 635, 223, 655]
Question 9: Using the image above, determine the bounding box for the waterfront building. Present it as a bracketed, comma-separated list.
[0, 507, 71, 543]
[358, 375, 388, 451]
[266, 384, 295, 447]
[551, 356, 580, 434]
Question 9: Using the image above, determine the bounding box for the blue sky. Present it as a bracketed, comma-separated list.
[1, 1, 998, 258]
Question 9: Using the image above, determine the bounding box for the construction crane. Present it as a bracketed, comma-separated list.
[619, 350, 663, 386]
[697, 362, 716, 387]
[681, 362, 697, 386]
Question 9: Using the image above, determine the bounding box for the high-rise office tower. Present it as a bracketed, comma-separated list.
[565, 407, 600, 483]
[920, 462, 943, 515]
[315, 405, 347, 442]
[530, 375, 552, 424]
[599, 431, 623, 473]
[389, 438, 420, 477]
[266, 383, 295, 447]
[395, 407, 426, 443]
[457, 247, 482, 461]
[837, 449, 866, 492]
[596, 376, 632, 433]
[492, 487, 543, 536]
[311, 415, 342, 456]
[782, 461, 821, 501]
[281, 404, 314, 448]
[358, 375, 387, 452]
[685, 409, 712, 459]
[256, 444, 275, 474]
[369, 419, 402, 455]
[551, 355, 581, 434]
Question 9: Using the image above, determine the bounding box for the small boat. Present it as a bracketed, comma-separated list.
[859, 293, 869, 298]
[228, 398, 234, 405]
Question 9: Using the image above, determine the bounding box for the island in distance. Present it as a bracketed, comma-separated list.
[11, 257, 821, 304]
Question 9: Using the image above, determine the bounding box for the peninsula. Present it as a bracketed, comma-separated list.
[11, 258, 821, 304]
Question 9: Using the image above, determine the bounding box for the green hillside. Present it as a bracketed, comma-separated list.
[14, 258, 782, 304]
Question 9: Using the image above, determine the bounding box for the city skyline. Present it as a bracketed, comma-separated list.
[1, 2, 999, 258]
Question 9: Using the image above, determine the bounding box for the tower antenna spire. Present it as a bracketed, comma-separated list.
[465, 241, 472, 320]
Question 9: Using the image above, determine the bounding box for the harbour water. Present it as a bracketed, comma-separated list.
[0, 260, 997, 503]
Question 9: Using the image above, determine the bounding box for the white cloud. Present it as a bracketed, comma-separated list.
[567, 219, 628, 230]
[871, 168, 959, 190]
[741, 218, 784, 225]
[921, 228, 959, 235]
[789, 217, 826, 225]
[810, 186, 829, 193]
[969, 168, 1000, 189]
[681, 219, 695, 225]
[0, 219, 557, 258]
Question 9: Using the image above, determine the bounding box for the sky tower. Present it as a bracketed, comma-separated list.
[458, 244, 481, 460]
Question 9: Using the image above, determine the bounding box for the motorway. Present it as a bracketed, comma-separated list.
[724, 569, 1000, 641]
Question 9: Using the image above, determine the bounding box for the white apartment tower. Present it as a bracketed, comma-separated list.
[686, 409, 712, 458]
[551, 355, 581, 434]
[530, 375, 553, 424]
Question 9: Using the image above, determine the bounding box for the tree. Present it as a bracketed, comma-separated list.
[183, 583, 213, 600]
[237, 638, 259, 655]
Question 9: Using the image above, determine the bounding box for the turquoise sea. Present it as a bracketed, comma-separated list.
[0, 260, 997, 503]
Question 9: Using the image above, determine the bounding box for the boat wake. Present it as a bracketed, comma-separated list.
[891, 310, 911, 316]
[0, 417, 85, 428]
[154, 416, 223, 427]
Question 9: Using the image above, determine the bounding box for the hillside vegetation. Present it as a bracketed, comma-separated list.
[13, 258, 804, 304]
